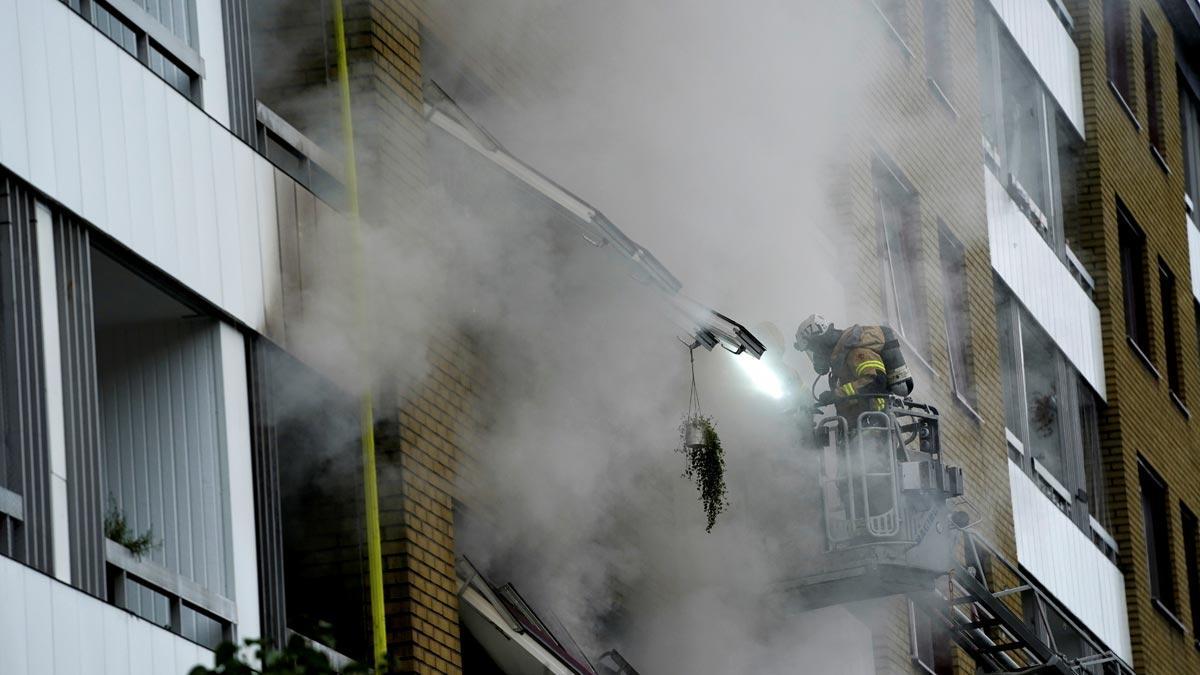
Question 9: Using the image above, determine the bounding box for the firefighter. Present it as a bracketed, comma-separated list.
[796, 314, 913, 534]
[793, 314, 913, 424]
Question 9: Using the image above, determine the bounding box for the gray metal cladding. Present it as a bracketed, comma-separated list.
[246, 337, 287, 648]
[96, 314, 232, 615]
[54, 216, 106, 599]
[220, 0, 258, 147]
[0, 177, 52, 573]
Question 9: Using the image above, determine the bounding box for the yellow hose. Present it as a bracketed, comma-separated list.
[332, 0, 388, 667]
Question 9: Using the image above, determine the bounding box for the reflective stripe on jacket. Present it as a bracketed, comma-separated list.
[829, 325, 888, 420]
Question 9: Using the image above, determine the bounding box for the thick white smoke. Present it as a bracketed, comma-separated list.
[267, 0, 900, 671]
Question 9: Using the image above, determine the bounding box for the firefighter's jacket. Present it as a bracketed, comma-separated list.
[829, 325, 888, 422]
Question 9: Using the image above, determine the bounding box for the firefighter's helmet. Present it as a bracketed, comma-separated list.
[794, 314, 834, 352]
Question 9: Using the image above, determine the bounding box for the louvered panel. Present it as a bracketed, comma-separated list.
[54, 215, 106, 598]
[96, 317, 231, 599]
[0, 176, 52, 573]
[220, 0, 257, 145]
[246, 337, 287, 649]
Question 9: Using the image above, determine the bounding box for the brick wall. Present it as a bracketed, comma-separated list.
[842, 2, 1016, 672]
[1066, 0, 1200, 672]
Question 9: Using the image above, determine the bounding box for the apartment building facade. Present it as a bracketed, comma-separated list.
[2, 0, 1200, 674]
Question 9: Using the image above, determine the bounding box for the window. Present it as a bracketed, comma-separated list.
[996, 282, 1106, 537]
[1182, 505, 1200, 638]
[923, 0, 950, 93]
[1142, 16, 1164, 160]
[249, 339, 370, 662]
[909, 600, 952, 674]
[976, 5, 1084, 274]
[61, 0, 201, 101]
[1105, 0, 1133, 108]
[939, 225, 974, 405]
[91, 249, 233, 648]
[874, 160, 927, 352]
[1140, 459, 1175, 612]
[1160, 261, 1182, 400]
[1182, 79, 1200, 212]
[1119, 204, 1150, 356]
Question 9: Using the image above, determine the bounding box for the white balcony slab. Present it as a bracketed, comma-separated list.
[0, 554, 214, 675]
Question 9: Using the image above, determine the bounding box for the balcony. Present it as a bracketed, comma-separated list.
[984, 0, 1084, 137]
[0, 553, 215, 673]
[1008, 461, 1132, 664]
[985, 167, 1106, 399]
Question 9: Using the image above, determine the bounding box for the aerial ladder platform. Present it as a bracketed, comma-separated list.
[777, 395, 1133, 675]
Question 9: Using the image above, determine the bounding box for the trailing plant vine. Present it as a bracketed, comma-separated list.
[677, 345, 729, 532]
[103, 496, 158, 559]
[677, 413, 728, 532]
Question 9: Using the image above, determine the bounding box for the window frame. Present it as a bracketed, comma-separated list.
[1104, 0, 1136, 116]
[1140, 458, 1178, 616]
[922, 0, 952, 102]
[1119, 203, 1153, 364]
[1181, 73, 1200, 214]
[1159, 259, 1185, 407]
[976, 5, 1083, 281]
[873, 157, 928, 355]
[1141, 15, 1166, 168]
[1181, 504, 1200, 643]
[996, 281, 1104, 538]
[938, 223, 976, 409]
[61, 0, 205, 103]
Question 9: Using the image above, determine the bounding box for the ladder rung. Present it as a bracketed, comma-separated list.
[977, 642, 1025, 655]
[954, 618, 1002, 631]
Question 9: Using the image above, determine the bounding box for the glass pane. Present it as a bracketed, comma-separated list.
[995, 287, 1026, 440]
[999, 37, 1051, 229]
[1078, 377, 1106, 528]
[1021, 312, 1067, 484]
[940, 228, 973, 402]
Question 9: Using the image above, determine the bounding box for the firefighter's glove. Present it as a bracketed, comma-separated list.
[816, 390, 836, 406]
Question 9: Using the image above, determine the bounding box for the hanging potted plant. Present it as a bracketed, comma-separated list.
[677, 347, 729, 532]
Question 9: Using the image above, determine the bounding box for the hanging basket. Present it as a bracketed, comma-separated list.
[683, 417, 707, 449]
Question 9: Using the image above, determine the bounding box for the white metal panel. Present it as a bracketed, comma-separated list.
[1009, 461, 1132, 663]
[0, 0, 30, 177]
[256, 158, 285, 340]
[95, 43, 131, 244]
[987, 0, 1084, 137]
[51, 580, 81, 675]
[218, 323, 263, 646]
[166, 91, 194, 285]
[190, 106, 223, 302]
[120, 55, 157, 260]
[234, 145, 266, 331]
[103, 599, 132, 675]
[151, 624, 176, 674]
[986, 168, 1107, 398]
[70, 23, 108, 225]
[195, 0, 231, 128]
[44, 0, 83, 213]
[75, 589, 106, 675]
[17, 0, 56, 193]
[211, 130, 246, 319]
[0, 554, 30, 673]
[126, 612, 155, 675]
[5, 0, 298, 336]
[23, 568, 54, 674]
[1189, 217, 1200, 303]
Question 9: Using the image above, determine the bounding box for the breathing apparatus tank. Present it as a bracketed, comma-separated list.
[880, 326, 913, 397]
